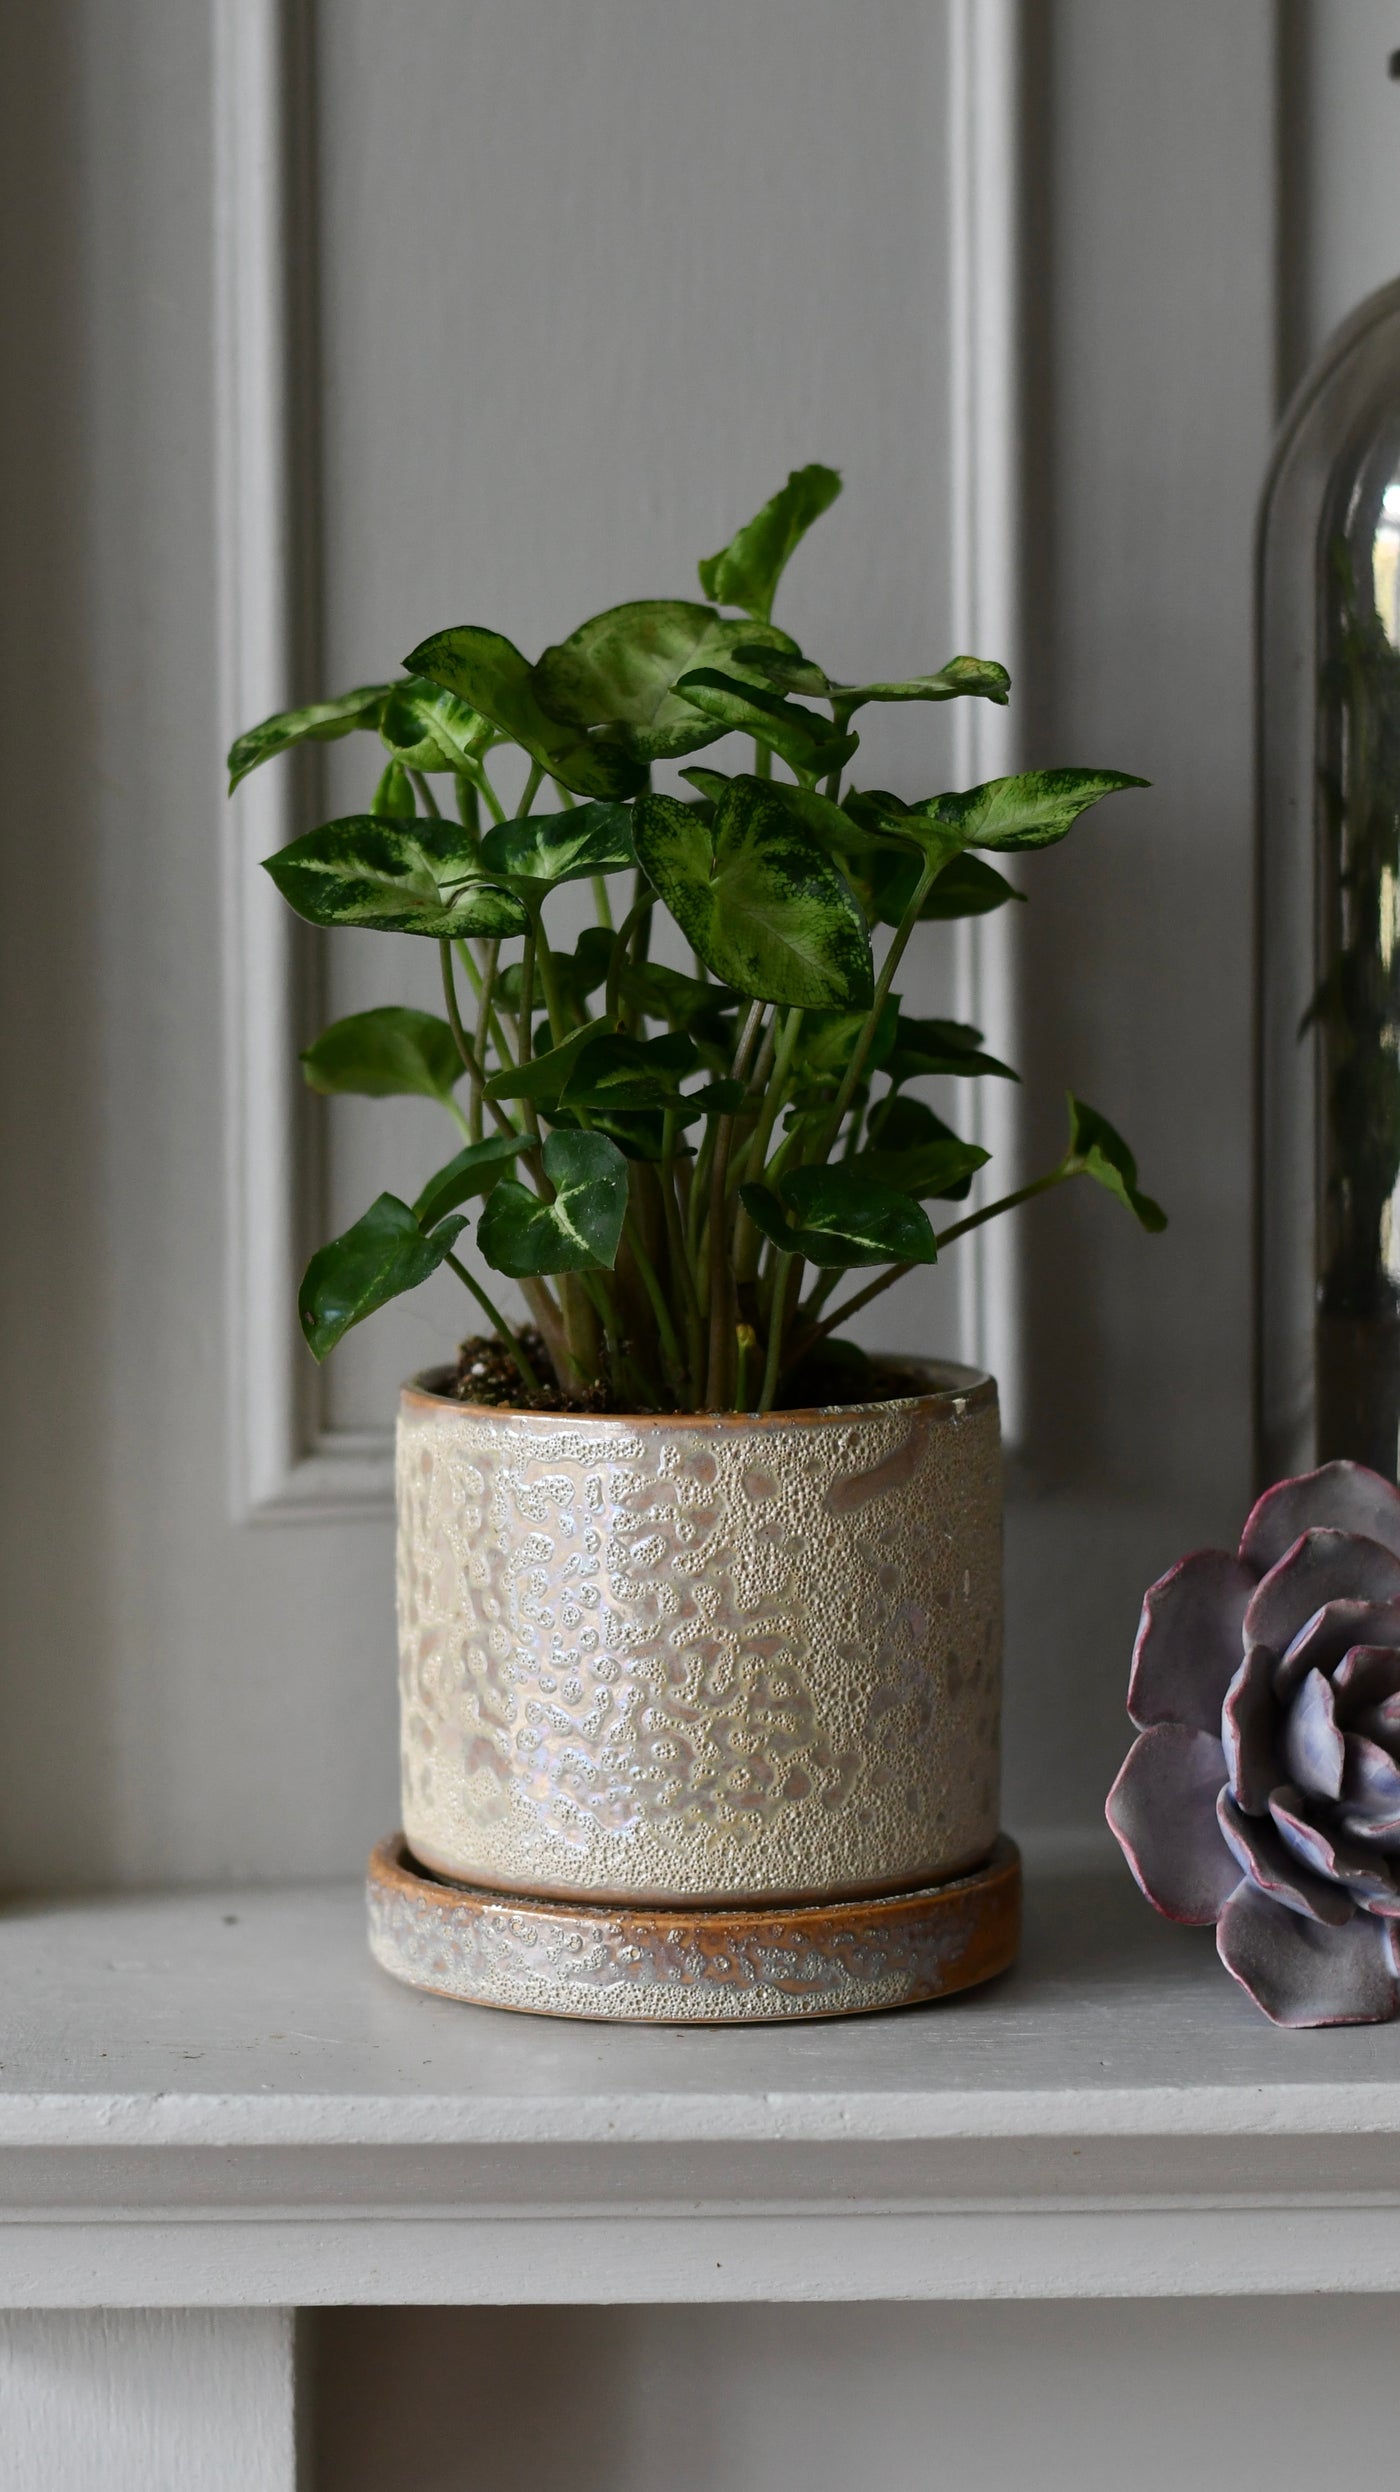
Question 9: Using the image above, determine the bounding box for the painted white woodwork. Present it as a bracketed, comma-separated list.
[5, 1848, 1400, 2309]
[0, 2309, 297, 2492]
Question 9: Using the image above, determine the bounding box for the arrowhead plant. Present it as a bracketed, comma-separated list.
[234, 463, 1163, 1414]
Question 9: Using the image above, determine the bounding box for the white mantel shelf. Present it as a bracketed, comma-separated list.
[3, 1846, 1400, 2308]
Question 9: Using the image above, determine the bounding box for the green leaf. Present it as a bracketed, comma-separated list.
[612, 954, 740, 1033]
[378, 677, 497, 773]
[485, 1016, 610, 1107]
[262, 816, 530, 940]
[1066, 1095, 1167, 1232]
[697, 465, 843, 622]
[299, 1194, 466, 1362]
[865, 1097, 983, 1200]
[632, 785, 873, 1010]
[479, 802, 635, 886]
[867, 849, 1022, 927]
[371, 760, 415, 818]
[739, 1167, 938, 1269]
[931, 767, 1149, 852]
[227, 685, 391, 792]
[850, 1137, 989, 1200]
[300, 1006, 464, 1103]
[886, 1016, 1018, 1085]
[478, 1130, 629, 1277]
[736, 647, 1011, 713]
[672, 669, 857, 781]
[684, 770, 871, 868]
[405, 625, 646, 799]
[796, 995, 900, 1079]
[561, 1030, 699, 1112]
[533, 603, 799, 763]
[412, 1135, 531, 1228]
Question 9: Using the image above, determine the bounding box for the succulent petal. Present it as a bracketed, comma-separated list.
[1126, 1547, 1253, 1733]
[1282, 1668, 1345, 1800]
[1239, 1461, 1400, 1573]
[1275, 1598, 1400, 1700]
[1268, 1787, 1400, 1907]
[1106, 1725, 1235, 1924]
[1332, 1644, 1400, 1716]
[1220, 1645, 1278, 1815]
[1216, 1789, 1354, 1925]
[1245, 1533, 1400, 1664]
[1216, 1881, 1400, 2026]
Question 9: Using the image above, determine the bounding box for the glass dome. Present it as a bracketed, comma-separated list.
[1258, 276, 1400, 1486]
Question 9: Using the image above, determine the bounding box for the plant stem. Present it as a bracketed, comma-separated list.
[817, 852, 941, 1159]
[625, 1212, 685, 1399]
[758, 1256, 797, 1412]
[606, 895, 653, 1027]
[660, 1108, 704, 1391]
[410, 771, 441, 817]
[733, 1323, 756, 1413]
[733, 1007, 804, 1280]
[470, 940, 499, 1144]
[438, 938, 517, 1140]
[515, 759, 545, 818]
[592, 874, 615, 931]
[444, 1253, 543, 1394]
[753, 738, 773, 779]
[703, 999, 766, 1409]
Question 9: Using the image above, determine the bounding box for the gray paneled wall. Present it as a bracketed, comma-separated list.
[2, 0, 1395, 1882]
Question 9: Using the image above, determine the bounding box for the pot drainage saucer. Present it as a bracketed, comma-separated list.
[366, 1832, 1020, 2023]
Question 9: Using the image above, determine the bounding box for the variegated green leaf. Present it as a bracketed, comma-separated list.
[533, 604, 799, 763]
[671, 669, 856, 782]
[478, 1131, 629, 1276]
[405, 625, 646, 799]
[697, 465, 842, 622]
[262, 816, 529, 939]
[480, 802, 635, 885]
[378, 676, 498, 773]
[1066, 1095, 1167, 1231]
[739, 1167, 937, 1269]
[931, 767, 1148, 851]
[227, 684, 391, 792]
[632, 785, 872, 1010]
[412, 1135, 531, 1229]
[737, 647, 1010, 713]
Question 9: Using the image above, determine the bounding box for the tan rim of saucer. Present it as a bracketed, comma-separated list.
[366, 1832, 1021, 2024]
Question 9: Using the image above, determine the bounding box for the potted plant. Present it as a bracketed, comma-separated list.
[233, 465, 1163, 2021]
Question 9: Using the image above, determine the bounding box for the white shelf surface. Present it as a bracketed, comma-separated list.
[4, 1841, 1400, 2307]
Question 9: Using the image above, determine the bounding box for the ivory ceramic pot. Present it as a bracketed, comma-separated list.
[395, 1358, 1002, 1909]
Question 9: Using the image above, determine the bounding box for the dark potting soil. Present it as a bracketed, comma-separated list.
[446, 1333, 931, 1416]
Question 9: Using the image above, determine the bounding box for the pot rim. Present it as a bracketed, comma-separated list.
[400, 1354, 995, 1431]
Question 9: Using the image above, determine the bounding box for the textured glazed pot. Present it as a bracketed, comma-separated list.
[396, 1358, 1002, 1907]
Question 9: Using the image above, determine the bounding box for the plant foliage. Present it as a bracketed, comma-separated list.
[235, 466, 1163, 1411]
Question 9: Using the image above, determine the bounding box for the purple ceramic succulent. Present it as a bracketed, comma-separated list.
[1107, 1460, 1400, 2026]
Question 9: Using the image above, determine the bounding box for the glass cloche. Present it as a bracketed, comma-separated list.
[1258, 276, 1400, 1485]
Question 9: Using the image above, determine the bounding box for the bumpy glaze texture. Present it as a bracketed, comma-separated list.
[396, 1364, 1002, 1904]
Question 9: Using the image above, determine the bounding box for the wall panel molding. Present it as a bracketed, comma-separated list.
[215, 0, 1027, 1518]
[948, 0, 1026, 1437]
[214, 0, 389, 1520]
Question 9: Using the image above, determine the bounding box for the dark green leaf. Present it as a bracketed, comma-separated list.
[1066, 1095, 1167, 1232]
[866, 1097, 983, 1200]
[931, 767, 1149, 852]
[613, 954, 740, 1032]
[262, 816, 529, 939]
[479, 802, 635, 886]
[371, 760, 415, 819]
[795, 995, 900, 1079]
[478, 1130, 629, 1276]
[561, 1030, 699, 1112]
[672, 669, 857, 781]
[632, 785, 872, 1010]
[736, 647, 1010, 713]
[299, 1194, 466, 1362]
[687, 1077, 746, 1115]
[867, 848, 1022, 927]
[697, 465, 843, 622]
[546, 1107, 672, 1162]
[739, 1167, 937, 1269]
[533, 603, 799, 763]
[378, 677, 497, 773]
[850, 1137, 989, 1200]
[412, 1135, 531, 1228]
[228, 684, 391, 792]
[300, 1006, 464, 1103]
[485, 1016, 610, 1107]
[405, 625, 646, 799]
[886, 1016, 1018, 1085]
[684, 770, 870, 867]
